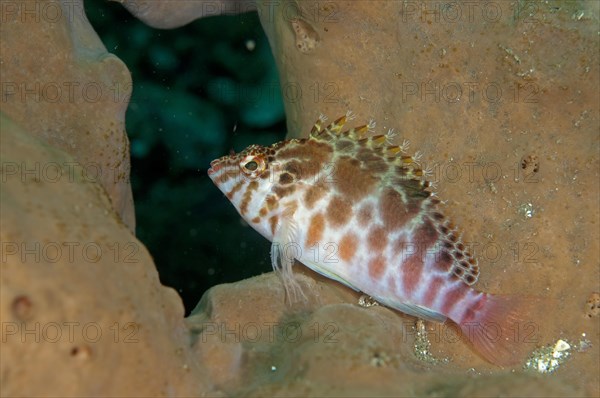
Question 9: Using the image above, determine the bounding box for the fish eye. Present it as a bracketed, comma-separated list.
[244, 160, 258, 171]
[240, 156, 266, 176]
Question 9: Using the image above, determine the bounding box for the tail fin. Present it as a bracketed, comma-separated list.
[458, 294, 538, 366]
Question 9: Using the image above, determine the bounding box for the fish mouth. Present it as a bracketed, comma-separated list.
[207, 160, 220, 176]
[208, 157, 229, 176]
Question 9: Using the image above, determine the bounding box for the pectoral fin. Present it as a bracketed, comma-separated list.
[270, 206, 306, 303]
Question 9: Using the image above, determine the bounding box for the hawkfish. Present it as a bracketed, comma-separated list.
[208, 113, 532, 366]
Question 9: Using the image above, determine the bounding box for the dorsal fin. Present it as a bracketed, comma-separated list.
[314, 110, 356, 135]
[326, 113, 349, 133]
[309, 113, 429, 192]
[310, 114, 328, 136]
[310, 114, 428, 188]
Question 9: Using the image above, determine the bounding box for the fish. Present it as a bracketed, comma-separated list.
[208, 112, 534, 366]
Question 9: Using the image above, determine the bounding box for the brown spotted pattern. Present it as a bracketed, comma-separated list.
[269, 215, 279, 235]
[429, 213, 480, 285]
[304, 183, 328, 209]
[326, 195, 353, 227]
[401, 253, 423, 295]
[334, 155, 377, 201]
[208, 114, 526, 367]
[240, 180, 258, 215]
[367, 226, 387, 252]
[380, 188, 419, 230]
[339, 233, 358, 262]
[368, 257, 386, 279]
[357, 204, 374, 226]
[226, 180, 245, 200]
[306, 213, 325, 247]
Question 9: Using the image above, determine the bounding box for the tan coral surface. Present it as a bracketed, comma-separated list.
[0, 0, 135, 229]
[1, 0, 598, 397]
[187, 269, 588, 396]
[0, 116, 207, 396]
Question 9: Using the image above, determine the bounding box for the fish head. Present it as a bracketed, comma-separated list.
[208, 143, 291, 239]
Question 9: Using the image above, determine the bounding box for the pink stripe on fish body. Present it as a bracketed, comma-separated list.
[208, 114, 537, 366]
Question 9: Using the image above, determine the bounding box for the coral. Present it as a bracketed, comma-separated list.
[0, 115, 208, 396]
[585, 292, 600, 318]
[0, 0, 134, 230]
[120, 0, 256, 29]
[1, 0, 598, 396]
[290, 18, 320, 53]
[188, 270, 583, 396]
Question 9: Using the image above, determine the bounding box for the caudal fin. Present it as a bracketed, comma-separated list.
[458, 294, 538, 366]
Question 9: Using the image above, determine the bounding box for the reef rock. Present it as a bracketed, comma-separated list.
[187, 270, 584, 397]
[120, 0, 256, 29]
[0, 115, 208, 396]
[1, 0, 598, 397]
[0, 0, 135, 229]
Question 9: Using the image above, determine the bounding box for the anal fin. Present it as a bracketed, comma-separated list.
[374, 298, 447, 323]
[299, 258, 360, 292]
